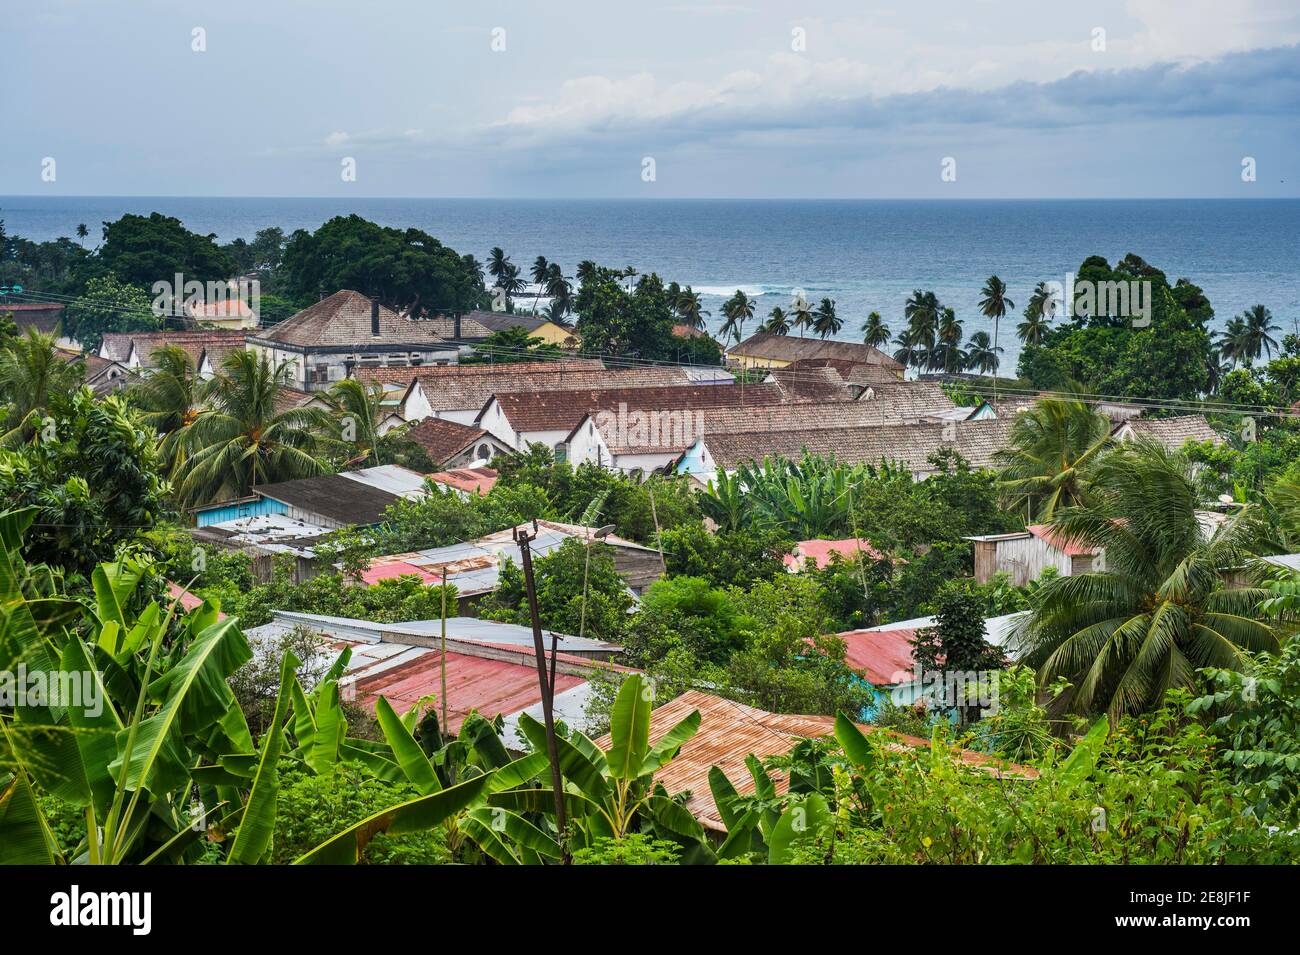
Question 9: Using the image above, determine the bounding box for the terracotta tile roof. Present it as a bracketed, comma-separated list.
[1121, 414, 1221, 447]
[766, 365, 856, 401]
[493, 382, 788, 434]
[681, 383, 955, 437]
[404, 417, 494, 466]
[671, 324, 711, 339]
[784, 356, 900, 386]
[273, 387, 315, 413]
[187, 299, 257, 320]
[702, 417, 1017, 473]
[595, 690, 1034, 831]
[255, 290, 451, 348]
[100, 330, 247, 367]
[729, 332, 904, 371]
[3, 303, 64, 334]
[355, 359, 602, 386]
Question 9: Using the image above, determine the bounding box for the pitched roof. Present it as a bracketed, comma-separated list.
[668, 383, 955, 437]
[253, 467, 426, 526]
[359, 364, 691, 414]
[403, 417, 495, 466]
[1120, 414, 1221, 447]
[594, 690, 1034, 831]
[3, 302, 64, 333]
[256, 290, 452, 348]
[490, 382, 787, 434]
[100, 330, 247, 367]
[273, 387, 315, 414]
[1026, 524, 1098, 558]
[699, 417, 1017, 473]
[730, 332, 904, 371]
[765, 365, 856, 401]
[355, 359, 603, 387]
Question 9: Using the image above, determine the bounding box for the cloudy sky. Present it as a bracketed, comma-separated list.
[4, 0, 1298, 197]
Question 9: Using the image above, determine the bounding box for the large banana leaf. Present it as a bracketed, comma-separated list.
[59, 635, 123, 814]
[0, 768, 61, 864]
[606, 674, 652, 780]
[1057, 715, 1108, 790]
[462, 807, 562, 864]
[638, 709, 701, 777]
[517, 712, 610, 801]
[374, 696, 441, 794]
[293, 774, 491, 864]
[227, 650, 300, 864]
[767, 793, 832, 865]
[834, 713, 875, 769]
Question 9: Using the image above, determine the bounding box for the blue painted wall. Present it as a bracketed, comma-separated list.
[195, 497, 288, 527]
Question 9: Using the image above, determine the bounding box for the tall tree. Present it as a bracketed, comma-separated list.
[174, 350, 335, 507]
[719, 290, 756, 346]
[760, 306, 791, 335]
[129, 343, 205, 473]
[1017, 441, 1281, 719]
[530, 255, 550, 314]
[861, 311, 890, 349]
[964, 330, 1001, 375]
[675, 287, 709, 330]
[1018, 281, 1054, 346]
[993, 398, 1112, 520]
[0, 329, 85, 442]
[812, 298, 842, 339]
[979, 275, 1014, 383]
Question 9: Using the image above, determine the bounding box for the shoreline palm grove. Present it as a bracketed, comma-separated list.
[1, 210, 1298, 866]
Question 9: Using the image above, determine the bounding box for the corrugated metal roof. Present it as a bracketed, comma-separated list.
[784, 538, 886, 571]
[595, 690, 1034, 831]
[837, 628, 917, 685]
[339, 464, 429, 498]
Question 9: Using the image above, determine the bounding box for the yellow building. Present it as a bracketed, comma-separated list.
[726, 332, 904, 379]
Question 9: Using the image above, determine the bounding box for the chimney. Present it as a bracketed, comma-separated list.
[370, 298, 380, 337]
[453, 313, 461, 340]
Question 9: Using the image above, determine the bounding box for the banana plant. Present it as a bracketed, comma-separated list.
[0, 507, 266, 864]
[489, 673, 707, 856]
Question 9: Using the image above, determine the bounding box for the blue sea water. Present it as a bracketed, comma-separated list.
[3, 196, 1297, 370]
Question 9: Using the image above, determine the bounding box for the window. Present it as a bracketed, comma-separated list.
[553, 442, 567, 463]
[475, 443, 492, 460]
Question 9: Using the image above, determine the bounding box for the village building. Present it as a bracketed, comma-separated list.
[246, 290, 459, 391]
[1113, 413, 1222, 449]
[966, 524, 1103, 586]
[99, 329, 247, 379]
[402, 416, 512, 468]
[726, 331, 905, 378]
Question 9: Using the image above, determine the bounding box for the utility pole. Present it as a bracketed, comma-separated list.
[513, 522, 568, 841]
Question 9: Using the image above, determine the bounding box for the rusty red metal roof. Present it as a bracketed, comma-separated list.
[784, 538, 885, 570]
[1026, 523, 1097, 557]
[837, 628, 917, 685]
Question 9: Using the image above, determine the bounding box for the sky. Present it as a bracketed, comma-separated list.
[3, 0, 1298, 198]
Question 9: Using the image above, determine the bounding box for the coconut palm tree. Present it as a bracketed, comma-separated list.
[1236, 304, 1281, 366]
[76, 223, 89, 247]
[0, 329, 85, 442]
[1015, 440, 1282, 719]
[964, 330, 1001, 376]
[812, 298, 842, 339]
[1018, 282, 1054, 346]
[545, 262, 572, 320]
[486, 247, 511, 288]
[791, 296, 815, 338]
[129, 344, 206, 473]
[931, 307, 966, 373]
[173, 350, 335, 507]
[891, 327, 924, 371]
[325, 378, 389, 468]
[529, 256, 550, 314]
[675, 287, 709, 330]
[979, 275, 1014, 386]
[904, 289, 940, 351]
[994, 398, 1112, 520]
[575, 260, 599, 286]
[861, 311, 890, 349]
[760, 306, 791, 335]
[719, 290, 755, 346]
[498, 263, 526, 310]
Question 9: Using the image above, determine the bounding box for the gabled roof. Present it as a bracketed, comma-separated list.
[696, 417, 1017, 473]
[428, 467, 498, 495]
[1025, 524, 1098, 557]
[729, 332, 904, 371]
[488, 382, 785, 435]
[403, 417, 497, 466]
[784, 538, 886, 571]
[355, 359, 603, 387]
[1117, 414, 1221, 447]
[253, 465, 427, 525]
[360, 364, 689, 414]
[784, 356, 901, 386]
[100, 330, 247, 367]
[255, 290, 452, 348]
[765, 365, 856, 401]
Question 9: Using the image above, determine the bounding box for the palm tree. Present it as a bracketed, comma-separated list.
[791, 296, 815, 338]
[325, 378, 389, 468]
[904, 290, 940, 351]
[891, 327, 924, 371]
[499, 263, 526, 310]
[675, 287, 709, 330]
[760, 306, 791, 335]
[130, 344, 205, 473]
[861, 311, 890, 349]
[964, 330, 1002, 376]
[76, 223, 89, 247]
[993, 398, 1112, 520]
[486, 247, 511, 288]
[529, 256, 550, 314]
[812, 298, 842, 339]
[1236, 304, 1281, 366]
[173, 350, 335, 507]
[1018, 282, 1053, 346]
[719, 290, 755, 346]
[1015, 441, 1282, 719]
[979, 275, 1014, 389]
[545, 262, 572, 319]
[0, 329, 85, 442]
[575, 260, 599, 287]
[932, 307, 966, 373]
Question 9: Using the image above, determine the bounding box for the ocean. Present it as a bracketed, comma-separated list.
[3, 196, 1297, 370]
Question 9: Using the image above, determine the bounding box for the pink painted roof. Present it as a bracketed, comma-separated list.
[428, 467, 497, 496]
[1026, 524, 1097, 557]
[166, 582, 227, 620]
[353, 650, 583, 733]
[836, 628, 918, 685]
[784, 538, 885, 570]
[358, 561, 443, 585]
